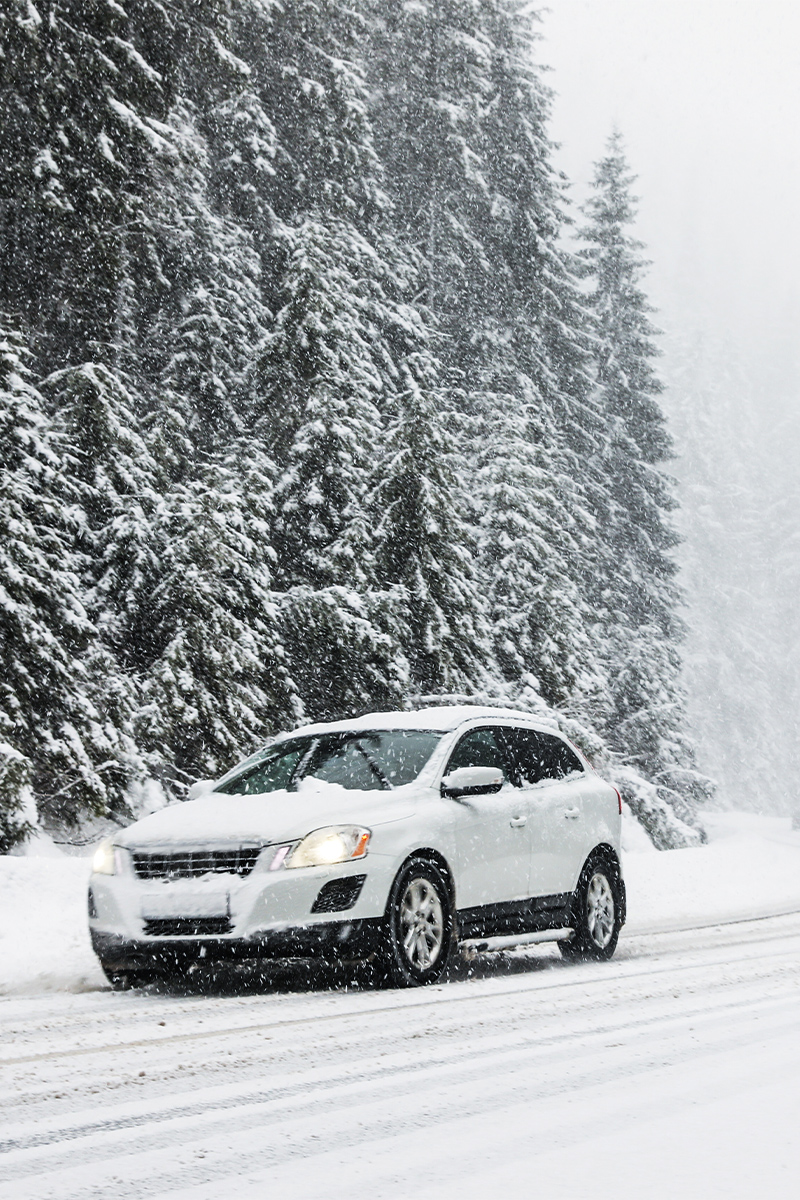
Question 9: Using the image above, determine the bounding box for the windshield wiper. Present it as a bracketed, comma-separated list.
[352, 740, 393, 790]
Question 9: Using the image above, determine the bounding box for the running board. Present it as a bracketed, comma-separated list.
[460, 928, 573, 954]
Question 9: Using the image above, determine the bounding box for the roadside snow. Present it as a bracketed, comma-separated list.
[2, 811, 800, 996]
[0, 854, 103, 994]
[624, 811, 800, 933]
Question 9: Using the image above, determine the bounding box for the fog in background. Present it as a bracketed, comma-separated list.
[541, 0, 800, 811]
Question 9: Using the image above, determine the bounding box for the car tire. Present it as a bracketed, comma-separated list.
[559, 853, 622, 963]
[377, 858, 454, 988]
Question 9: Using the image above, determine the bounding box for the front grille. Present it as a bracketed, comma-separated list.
[143, 917, 233, 937]
[131, 847, 262, 880]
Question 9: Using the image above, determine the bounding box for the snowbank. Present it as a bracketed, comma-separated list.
[0, 853, 104, 994]
[2, 812, 800, 995]
[624, 811, 800, 934]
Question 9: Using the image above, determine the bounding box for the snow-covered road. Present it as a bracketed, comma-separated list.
[3, 909, 800, 1200]
[3, 813, 800, 1197]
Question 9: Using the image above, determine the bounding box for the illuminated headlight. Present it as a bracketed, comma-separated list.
[285, 826, 371, 870]
[91, 837, 117, 875]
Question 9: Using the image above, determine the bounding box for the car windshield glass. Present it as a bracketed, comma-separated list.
[214, 739, 309, 795]
[214, 730, 441, 795]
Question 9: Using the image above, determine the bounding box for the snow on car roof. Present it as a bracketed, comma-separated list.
[276, 705, 558, 741]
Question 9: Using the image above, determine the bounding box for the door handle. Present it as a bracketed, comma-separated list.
[509, 816, 527, 828]
[563, 807, 580, 820]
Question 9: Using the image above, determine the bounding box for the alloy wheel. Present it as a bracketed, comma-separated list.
[399, 877, 445, 970]
[586, 872, 615, 948]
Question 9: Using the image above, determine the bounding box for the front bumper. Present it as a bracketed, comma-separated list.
[91, 918, 384, 972]
[89, 847, 396, 967]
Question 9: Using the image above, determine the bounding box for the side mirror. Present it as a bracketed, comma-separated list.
[441, 766, 504, 798]
[187, 779, 217, 800]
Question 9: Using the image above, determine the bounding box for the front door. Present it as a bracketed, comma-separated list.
[446, 727, 531, 909]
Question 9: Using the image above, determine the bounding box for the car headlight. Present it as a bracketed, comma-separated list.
[92, 837, 116, 875]
[285, 826, 371, 870]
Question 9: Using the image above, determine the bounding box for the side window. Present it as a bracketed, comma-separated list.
[499, 728, 584, 785]
[536, 732, 584, 780]
[498, 728, 544, 786]
[446, 728, 506, 774]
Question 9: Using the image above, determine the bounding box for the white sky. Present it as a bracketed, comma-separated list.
[539, 2, 800, 799]
[539, 0, 800, 391]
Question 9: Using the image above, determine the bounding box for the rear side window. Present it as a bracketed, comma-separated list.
[536, 732, 583, 780]
[499, 728, 583, 785]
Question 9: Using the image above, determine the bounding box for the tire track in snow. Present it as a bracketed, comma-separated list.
[2, 980, 799, 1199]
[5, 909, 800, 1070]
[2, 919, 800, 1197]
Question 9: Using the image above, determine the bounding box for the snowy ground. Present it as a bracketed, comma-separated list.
[2, 813, 800, 1197]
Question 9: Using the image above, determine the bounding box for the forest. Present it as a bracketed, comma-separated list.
[0, 0, 711, 850]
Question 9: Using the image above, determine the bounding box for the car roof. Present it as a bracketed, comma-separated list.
[276, 705, 563, 741]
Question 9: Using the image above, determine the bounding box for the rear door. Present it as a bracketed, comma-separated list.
[445, 727, 532, 908]
[499, 727, 587, 898]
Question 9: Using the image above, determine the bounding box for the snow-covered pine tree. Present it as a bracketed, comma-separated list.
[475, 389, 605, 711]
[41, 361, 161, 816]
[478, 1, 606, 517]
[473, 2, 606, 714]
[0, 323, 121, 840]
[579, 133, 707, 834]
[252, 214, 416, 720]
[0, 0, 172, 370]
[40, 363, 159, 675]
[364, 0, 493, 349]
[238, 0, 477, 719]
[366, 0, 605, 716]
[236, 0, 382, 232]
[367, 360, 492, 696]
[255, 216, 384, 592]
[134, 453, 299, 793]
[145, 102, 270, 471]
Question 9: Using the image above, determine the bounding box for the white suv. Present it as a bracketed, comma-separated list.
[89, 706, 625, 988]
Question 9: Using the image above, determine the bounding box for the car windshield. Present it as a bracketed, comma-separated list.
[214, 730, 442, 795]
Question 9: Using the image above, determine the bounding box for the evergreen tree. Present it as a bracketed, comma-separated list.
[255, 216, 385, 590]
[0, 323, 119, 838]
[475, 391, 605, 711]
[237, 0, 383, 228]
[145, 103, 270, 471]
[41, 363, 161, 695]
[135, 452, 299, 793]
[365, 0, 495, 356]
[253, 214, 420, 717]
[368, 364, 492, 695]
[242, 0, 479, 713]
[367, 0, 604, 713]
[0, 0, 173, 369]
[580, 133, 700, 811]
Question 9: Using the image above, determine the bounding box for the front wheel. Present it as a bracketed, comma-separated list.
[559, 854, 622, 962]
[377, 859, 454, 987]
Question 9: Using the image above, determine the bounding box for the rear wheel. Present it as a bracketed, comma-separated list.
[559, 854, 622, 962]
[378, 859, 454, 987]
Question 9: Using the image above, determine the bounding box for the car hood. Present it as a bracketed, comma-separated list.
[116, 784, 419, 849]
